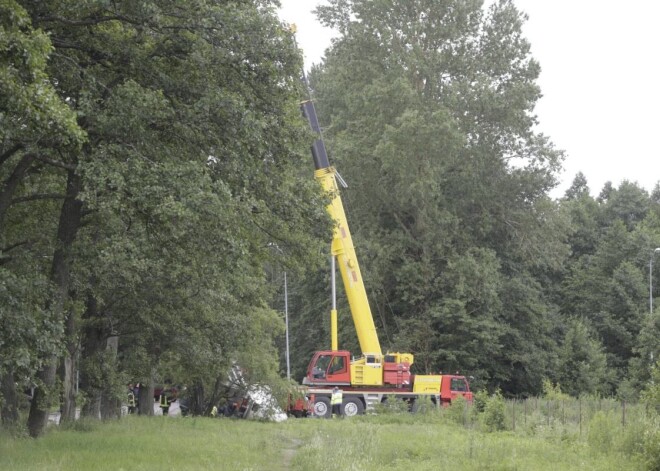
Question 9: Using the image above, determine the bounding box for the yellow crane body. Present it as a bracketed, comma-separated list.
[314, 166, 382, 357]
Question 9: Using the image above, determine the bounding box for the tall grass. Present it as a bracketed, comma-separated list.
[290, 412, 640, 471]
[0, 416, 295, 471]
[0, 399, 657, 471]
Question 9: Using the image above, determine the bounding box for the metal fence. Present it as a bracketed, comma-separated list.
[504, 397, 655, 433]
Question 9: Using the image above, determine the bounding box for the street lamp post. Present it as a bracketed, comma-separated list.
[283, 271, 290, 380]
[650, 248, 660, 315]
[268, 243, 290, 380]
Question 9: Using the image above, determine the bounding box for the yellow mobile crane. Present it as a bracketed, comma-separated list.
[298, 100, 472, 417]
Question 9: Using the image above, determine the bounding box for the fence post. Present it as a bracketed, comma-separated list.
[579, 398, 582, 436]
[512, 399, 516, 431]
[463, 400, 468, 428]
[622, 400, 626, 428]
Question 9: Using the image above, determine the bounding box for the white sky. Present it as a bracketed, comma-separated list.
[278, 0, 660, 199]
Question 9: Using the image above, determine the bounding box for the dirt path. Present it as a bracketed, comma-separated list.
[281, 438, 303, 469]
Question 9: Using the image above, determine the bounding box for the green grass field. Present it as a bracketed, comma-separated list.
[1, 406, 654, 471]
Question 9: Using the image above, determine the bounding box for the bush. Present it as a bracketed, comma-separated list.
[481, 391, 506, 432]
[444, 395, 470, 426]
[641, 417, 660, 471]
[472, 389, 488, 413]
[619, 417, 648, 457]
[59, 416, 100, 433]
[641, 362, 660, 416]
[542, 379, 570, 401]
[587, 411, 616, 452]
[372, 395, 412, 415]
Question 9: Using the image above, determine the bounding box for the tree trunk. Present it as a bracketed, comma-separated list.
[138, 380, 155, 416]
[27, 169, 82, 437]
[80, 291, 103, 419]
[190, 381, 206, 416]
[27, 357, 58, 436]
[1, 370, 20, 426]
[82, 392, 102, 420]
[205, 376, 226, 416]
[0, 152, 33, 229]
[59, 334, 78, 423]
[100, 335, 120, 419]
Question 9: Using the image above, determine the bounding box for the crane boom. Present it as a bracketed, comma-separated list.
[301, 100, 381, 356]
[290, 36, 473, 412]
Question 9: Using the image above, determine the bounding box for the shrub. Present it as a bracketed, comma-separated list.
[444, 395, 470, 426]
[641, 417, 660, 471]
[481, 391, 506, 432]
[373, 395, 412, 415]
[641, 362, 660, 416]
[542, 379, 570, 401]
[618, 417, 648, 457]
[472, 389, 488, 413]
[59, 416, 100, 433]
[586, 411, 616, 453]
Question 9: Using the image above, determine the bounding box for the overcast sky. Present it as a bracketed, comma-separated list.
[278, 0, 660, 198]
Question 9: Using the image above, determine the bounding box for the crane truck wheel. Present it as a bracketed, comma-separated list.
[342, 397, 364, 417]
[312, 397, 331, 419]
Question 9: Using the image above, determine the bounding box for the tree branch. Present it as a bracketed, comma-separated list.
[0, 144, 24, 167]
[36, 14, 143, 27]
[11, 193, 66, 204]
[0, 240, 31, 266]
[33, 154, 76, 171]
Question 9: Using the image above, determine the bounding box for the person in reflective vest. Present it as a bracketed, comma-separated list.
[127, 383, 137, 414]
[331, 386, 343, 418]
[159, 385, 176, 416]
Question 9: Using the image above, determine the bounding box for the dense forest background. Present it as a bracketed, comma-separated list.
[2, 0, 659, 437]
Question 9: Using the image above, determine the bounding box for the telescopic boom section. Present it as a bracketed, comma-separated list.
[301, 100, 382, 357]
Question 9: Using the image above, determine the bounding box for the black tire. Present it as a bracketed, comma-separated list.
[342, 397, 365, 417]
[312, 396, 331, 419]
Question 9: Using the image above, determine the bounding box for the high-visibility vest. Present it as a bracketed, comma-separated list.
[160, 393, 169, 408]
[331, 389, 343, 405]
[128, 392, 136, 408]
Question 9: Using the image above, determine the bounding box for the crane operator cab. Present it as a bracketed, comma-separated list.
[305, 350, 351, 385]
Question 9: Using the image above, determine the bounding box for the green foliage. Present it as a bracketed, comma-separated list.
[619, 417, 649, 458]
[0, 268, 61, 380]
[556, 179, 660, 396]
[372, 395, 413, 415]
[1, 414, 648, 470]
[2, 0, 331, 434]
[585, 408, 659, 468]
[541, 379, 570, 401]
[641, 362, 660, 415]
[587, 411, 617, 452]
[641, 417, 660, 471]
[3, 0, 660, 438]
[556, 320, 610, 397]
[481, 391, 507, 432]
[444, 394, 470, 426]
[301, 0, 567, 396]
[472, 389, 489, 413]
[0, 0, 86, 147]
[58, 416, 100, 433]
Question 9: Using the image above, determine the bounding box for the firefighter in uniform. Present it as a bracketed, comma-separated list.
[159, 385, 176, 416]
[331, 386, 343, 418]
